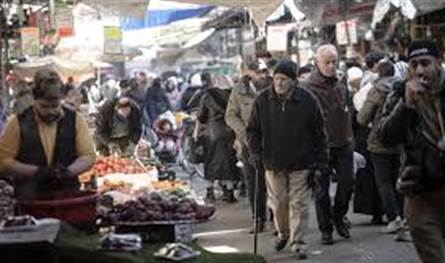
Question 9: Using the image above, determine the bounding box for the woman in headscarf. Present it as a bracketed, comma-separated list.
[197, 74, 240, 202]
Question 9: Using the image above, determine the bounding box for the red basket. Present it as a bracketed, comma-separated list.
[17, 190, 99, 226]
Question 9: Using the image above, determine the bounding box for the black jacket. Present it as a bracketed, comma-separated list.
[378, 92, 445, 190]
[180, 86, 205, 112]
[95, 99, 142, 145]
[144, 81, 172, 122]
[247, 86, 328, 171]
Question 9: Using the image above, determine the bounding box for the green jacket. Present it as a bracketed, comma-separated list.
[357, 77, 400, 154]
[225, 80, 257, 149]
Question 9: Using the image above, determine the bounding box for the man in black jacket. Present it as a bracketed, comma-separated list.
[95, 96, 142, 156]
[247, 59, 328, 260]
[379, 40, 445, 263]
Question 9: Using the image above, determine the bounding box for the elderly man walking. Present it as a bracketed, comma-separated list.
[225, 60, 269, 231]
[247, 59, 328, 259]
[305, 44, 355, 245]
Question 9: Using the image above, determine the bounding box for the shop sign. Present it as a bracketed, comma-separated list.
[336, 19, 358, 45]
[56, 8, 74, 38]
[267, 24, 288, 52]
[104, 26, 123, 55]
[21, 27, 40, 56]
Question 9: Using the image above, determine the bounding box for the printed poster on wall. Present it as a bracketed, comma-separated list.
[56, 8, 74, 38]
[21, 27, 40, 56]
[104, 26, 123, 55]
[267, 24, 288, 52]
[336, 19, 358, 45]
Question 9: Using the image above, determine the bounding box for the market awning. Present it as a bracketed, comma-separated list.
[175, 0, 284, 25]
[80, 0, 151, 19]
[266, 0, 305, 23]
[14, 56, 109, 82]
[292, 0, 375, 26]
[372, 0, 445, 28]
[121, 5, 214, 31]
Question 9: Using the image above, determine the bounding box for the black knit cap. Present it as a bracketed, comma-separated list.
[274, 59, 298, 80]
[408, 40, 441, 61]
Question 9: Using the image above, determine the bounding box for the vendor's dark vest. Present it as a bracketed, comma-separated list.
[17, 107, 77, 166]
[15, 107, 78, 198]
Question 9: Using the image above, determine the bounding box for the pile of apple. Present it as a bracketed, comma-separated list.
[93, 157, 149, 176]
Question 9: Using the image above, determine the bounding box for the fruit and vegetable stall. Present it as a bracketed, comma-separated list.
[0, 154, 268, 263]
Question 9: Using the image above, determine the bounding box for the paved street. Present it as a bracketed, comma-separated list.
[181, 172, 420, 263]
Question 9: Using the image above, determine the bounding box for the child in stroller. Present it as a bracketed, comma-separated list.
[153, 117, 180, 163]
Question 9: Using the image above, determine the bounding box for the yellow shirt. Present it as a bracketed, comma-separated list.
[0, 111, 96, 171]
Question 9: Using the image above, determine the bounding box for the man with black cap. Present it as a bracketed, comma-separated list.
[379, 40, 445, 263]
[247, 59, 328, 259]
[225, 59, 268, 232]
[305, 44, 355, 245]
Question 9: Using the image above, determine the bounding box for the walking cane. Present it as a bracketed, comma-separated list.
[253, 163, 260, 258]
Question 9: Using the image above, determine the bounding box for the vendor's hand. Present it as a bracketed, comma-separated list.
[405, 79, 425, 107]
[35, 166, 53, 182]
[108, 142, 121, 155]
[52, 165, 74, 179]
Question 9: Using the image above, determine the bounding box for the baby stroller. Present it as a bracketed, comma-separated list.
[153, 117, 182, 164]
[151, 111, 203, 178]
[149, 112, 189, 180]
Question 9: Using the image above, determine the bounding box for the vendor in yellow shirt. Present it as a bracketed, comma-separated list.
[0, 69, 96, 198]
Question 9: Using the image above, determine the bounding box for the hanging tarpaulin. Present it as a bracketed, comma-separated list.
[372, 0, 445, 28]
[21, 27, 40, 57]
[267, 24, 289, 52]
[336, 19, 358, 45]
[371, 0, 391, 28]
[120, 5, 214, 31]
[103, 26, 123, 55]
[175, 0, 284, 25]
[14, 56, 99, 83]
[371, 0, 416, 28]
[296, 0, 375, 26]
[266, 0, 305, 23]
[82, 0, 151, 19]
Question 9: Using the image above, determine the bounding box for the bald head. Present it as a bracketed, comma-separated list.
[315, 44, 338, 78]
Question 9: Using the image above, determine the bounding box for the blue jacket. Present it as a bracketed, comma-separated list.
[144, 81, 172, 123]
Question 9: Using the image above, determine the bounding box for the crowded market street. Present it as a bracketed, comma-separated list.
[187, 172, 419, 263]
[2, 0, 445, 262]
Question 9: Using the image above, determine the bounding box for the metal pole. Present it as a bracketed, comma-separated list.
[49, 0, 56, 30]
[253, 163, 259, 260]
[0, 1, 3, 82]
[0, 1, 5, 97]
[342, 0, 351, 45]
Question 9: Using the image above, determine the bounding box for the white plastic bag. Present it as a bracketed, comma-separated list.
[353, 81, 373, 111]
[353, 151, 367, 176]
